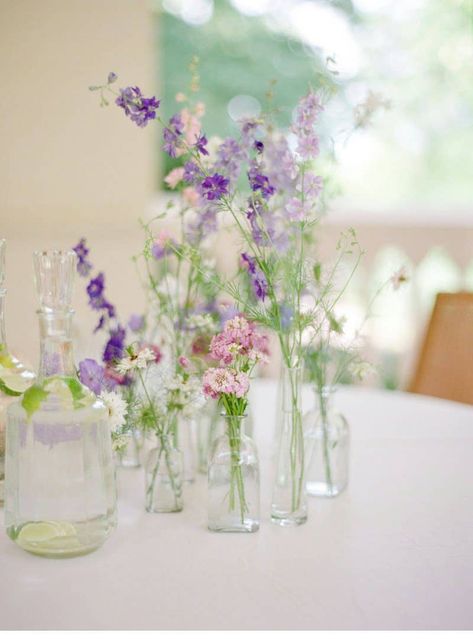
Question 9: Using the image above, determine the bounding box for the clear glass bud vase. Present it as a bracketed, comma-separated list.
[145, 431, 183, 513]
[304, 386, 349, 497]
[197, 401, 219, 474]
[208, 413, 259, 533]
[173, 412, 196, 484]
[0, 240, 35, 504]
[117, 427, 143, 468]
[5, 250, 117, 557]
[271, 364, 307, 526]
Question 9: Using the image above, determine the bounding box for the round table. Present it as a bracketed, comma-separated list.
[1, 383, 472, 630]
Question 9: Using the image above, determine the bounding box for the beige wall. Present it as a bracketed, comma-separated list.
[0, 0, 157, 364]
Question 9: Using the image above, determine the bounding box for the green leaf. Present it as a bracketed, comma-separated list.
[313, 262, 322, 284]
[0, 378, 22, 397]
[22, 385, 49, 419]
[62, 377, 86, 405]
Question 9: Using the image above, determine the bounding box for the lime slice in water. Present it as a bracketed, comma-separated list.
[0, 369, 34, 394]
[17, 521, 79, 548]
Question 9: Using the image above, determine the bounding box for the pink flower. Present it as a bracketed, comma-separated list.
[233, 372, 249, 398]
[152, 230, 175, 260]
[209, 315, 269, 365]
[175, 92, 187, 103]
[178, 355, 190, 368]
[182, 186, 200, 207]
[195, 102, 206, 117]
[164, 167, 185, 189]
[202, 367, 249, 399]
[180, 108, 201, 146]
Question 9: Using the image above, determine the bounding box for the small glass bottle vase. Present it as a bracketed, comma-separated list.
[304, 386, 349, 497]
[208, 413, 259, 533]
[145, 432, 183, 513]
[271, 364, 307, 526]
[5, 251, 117, 557]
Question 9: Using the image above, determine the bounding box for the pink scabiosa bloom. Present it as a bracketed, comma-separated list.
[178, 355, 190, 369]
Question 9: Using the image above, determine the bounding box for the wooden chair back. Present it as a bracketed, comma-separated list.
[409, 292, 473, 405]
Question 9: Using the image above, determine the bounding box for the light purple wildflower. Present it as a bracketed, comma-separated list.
[128, 313, 145, 332]
[183, 161, 201, 184]
[299, 173, 323, 199]
[115, 86, 160, 127]
[78, 358, 105, 395]
[296, 132, 320, 160]
[285, 197, 309, 222]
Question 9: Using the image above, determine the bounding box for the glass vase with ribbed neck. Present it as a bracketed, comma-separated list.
[5, 250, 117, 557]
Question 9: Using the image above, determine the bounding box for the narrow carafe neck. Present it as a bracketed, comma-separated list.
[38, 310, 76, 381]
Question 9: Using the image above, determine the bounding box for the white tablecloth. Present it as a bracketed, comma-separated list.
[1, 383, 473, 630]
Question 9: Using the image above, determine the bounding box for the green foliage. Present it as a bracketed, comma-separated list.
[22, 385, 50, 419]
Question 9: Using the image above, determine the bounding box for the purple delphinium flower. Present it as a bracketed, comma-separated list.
[184, 201, 219, 243]
[293, 91, 323, 161]
[299, 172, 323, 199]
[264, 136, 297, 192]
[248, 164, 275, 200]
[295, 91, 323, 130]
[128, 313, 145, 332]
[279, 304, 294, 331]
[240, 252, 268, 302]
[103, 326, 126, 363]
[183, 161, 201, 184]
[115, 86, 160, 128]
[215, 138, 244, 185]
[194, 134, 209, 156]
[86, 273, 105, 303]
[78, 358, 104, 395]
[73, 238, 93, 277]
[285, 197, 309, 222]
[240, 119, 259, 147]
[94, 315, 106, 333]
[200, 173, 229, 201]
[162, 114, 184, 158]
[296, 133, 320, 160]
[253, 140, 264, 154]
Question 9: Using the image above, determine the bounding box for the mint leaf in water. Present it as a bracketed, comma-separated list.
[22, 385, 49, 419]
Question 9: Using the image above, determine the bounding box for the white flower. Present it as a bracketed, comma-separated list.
[184, 313, 217, 334]
[112, 433, 130, 453]
[115, 347, 156, 374]
[390, 266, 409, 291]
[99, 390, 128, 432]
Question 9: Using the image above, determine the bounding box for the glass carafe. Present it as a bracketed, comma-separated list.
[5, 250, 117, 557]
[304, 386, 349, 497]
[0, 239, 35, 504]
[271, 363, 307, 526]
[208, 413, 259, 533]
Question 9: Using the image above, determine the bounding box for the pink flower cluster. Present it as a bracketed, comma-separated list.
[209, 316, 269, 366]
[202, 367, 249, 400]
